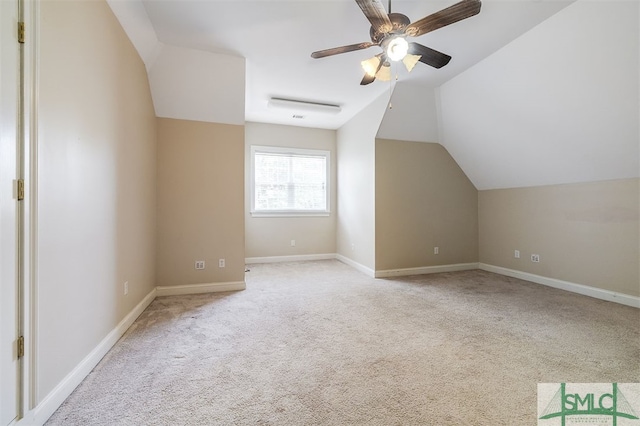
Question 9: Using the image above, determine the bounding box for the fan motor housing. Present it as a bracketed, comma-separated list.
[369, 12, 410, 43]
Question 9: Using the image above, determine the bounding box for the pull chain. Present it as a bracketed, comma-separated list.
[388, 62, 395, 110]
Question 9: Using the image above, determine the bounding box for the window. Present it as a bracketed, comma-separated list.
[251, 145, 330, 216]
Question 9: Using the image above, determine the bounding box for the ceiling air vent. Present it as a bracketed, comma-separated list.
[268, 97, 341, 115]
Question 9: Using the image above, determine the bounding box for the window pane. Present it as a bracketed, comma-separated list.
[294, 183, 325, 210]
[254, 149, 328, 212]
[255, 183, 289, 210]
[255, 154, 289, 184]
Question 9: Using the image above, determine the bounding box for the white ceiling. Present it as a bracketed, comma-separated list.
[438, 0, 640, 189]
[109, 0, 575, 130]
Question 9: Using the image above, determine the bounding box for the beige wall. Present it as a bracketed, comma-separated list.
[375, 139, 478, 271]
[38, 0, 157, 400]
[32, 0, 639, 414]
[156, 118, 245, 286]
[244, 122, 336, 259]
[479, 178, 640, 297]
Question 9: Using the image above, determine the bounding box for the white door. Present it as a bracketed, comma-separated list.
[0, 0, 21, 424]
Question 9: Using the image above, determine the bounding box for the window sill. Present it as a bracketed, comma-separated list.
[250, 211, 331, 218]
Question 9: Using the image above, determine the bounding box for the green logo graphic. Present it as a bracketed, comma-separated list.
[539, 383, 639, 426]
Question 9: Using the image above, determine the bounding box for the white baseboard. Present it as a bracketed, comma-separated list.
[245, 254, 336, 264]
[244, 253, 378, 278]
[334, 254, 375, 277]
[26, 279, 246, 425]
[29, 287, 157, 425]
[23, 261, 637, 426]
[375, 262, 479, 278]
[479, 263, 640, 309]
[156, 281, 246, 296]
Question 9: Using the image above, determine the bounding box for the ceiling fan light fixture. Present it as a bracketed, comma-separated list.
[402, 54, 421, 73]
[375, 64, 391, 82]
[361, 56, 381, 77]
[312, 0, 482, 85]
[386, 36, 408, 61]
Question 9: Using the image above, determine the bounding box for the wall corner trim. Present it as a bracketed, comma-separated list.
[245, 254, 336, 264]
[156, 281, 246, 297]
[375, 263, 479, 278]
[479, 263, 640, 309]
[30, 288, 157, 425]
[334, 254, 375, 277]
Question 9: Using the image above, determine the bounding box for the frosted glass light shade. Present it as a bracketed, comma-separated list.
[402, 54, 421, 72]
[376, 65, 391, 82]
[361, 56, 381, 77]
[386, 37, 408, 61]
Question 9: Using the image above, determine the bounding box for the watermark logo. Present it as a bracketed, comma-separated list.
[538, 383, 640, 425]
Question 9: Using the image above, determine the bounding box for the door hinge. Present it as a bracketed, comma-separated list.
[17, 179, 25, 201]
[18, 22, 25, 44]
[17, 336, 24, 358]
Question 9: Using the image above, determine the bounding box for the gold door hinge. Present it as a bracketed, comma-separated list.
[17, 336, 24, 358]
[18, 22, 25, 44]
[17, 179, 25, 201]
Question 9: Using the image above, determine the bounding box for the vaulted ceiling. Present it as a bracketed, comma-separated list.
[109, 0, 574, 129]
[108, 0, 639, 190]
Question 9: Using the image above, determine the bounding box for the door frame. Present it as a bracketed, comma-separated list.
[1, 0, 22, 422]
[15, 0, 37, 422]
[21, 0, 37, 418]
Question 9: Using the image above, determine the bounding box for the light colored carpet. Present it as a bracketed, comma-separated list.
[46, 260, 639, 425]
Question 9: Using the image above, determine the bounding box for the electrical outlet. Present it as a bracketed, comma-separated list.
[514, 250, 520, 259]
[434, 247, 439, 255]
[219, 258, 225, 268]
[124, 281, 129, 295]
[290, 240, 296, 247]
[195, 260, 205, 270]
[531, 254, 540, 263]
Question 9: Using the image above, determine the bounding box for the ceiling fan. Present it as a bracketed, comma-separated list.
[311, 0, 481, 85]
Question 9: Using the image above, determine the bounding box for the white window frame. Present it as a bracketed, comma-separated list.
[250, 145, 331, 217]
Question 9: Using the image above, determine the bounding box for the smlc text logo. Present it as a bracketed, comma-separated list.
[538, 383, 640, 426]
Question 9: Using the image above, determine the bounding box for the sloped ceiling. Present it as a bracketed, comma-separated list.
[148, 45, 245, 125]
[108, 0, 574, 130]
[376, 82, 439, 143]
[107, 0, 638, 190]
[438, 0, 639, 190]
